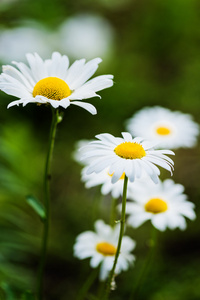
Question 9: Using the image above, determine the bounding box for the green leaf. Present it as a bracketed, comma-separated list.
[26, 195, 46, 221]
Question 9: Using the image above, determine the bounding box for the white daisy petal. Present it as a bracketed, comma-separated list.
[82, 74, 114, 92]
[133, 159, 142, 178]
[124, 160, 135, 182]
[135, 159, 159, 184]
[68, 87, 100, 100]
[7, 98, 32, 108]
[64, 58, 86, 86]
[70, 101, 97, 115]
[111, 165, 125, 183]
[90, 254, 103, 268]
[1, 65, 33, 91]
[100, 260, 111, 281]
[150, 152, 175, 165]
[57, 98, 70, 109]
[69, 58, 102, 89]
[121, 236, 136, 252]
[1, 85, 31, 99]
[143, 156, 173, 174]
[121, 132, 133, 142]
[128, 213, 151, 228]
[95, 133, 120, 146]
[26, 52, 47, 81]
[151, 215, 167, 231]
[46, 52, 70, 79]
[132, 137, 144, 144]
[12, 61, 36, 86]
[86, 156, 116, 174]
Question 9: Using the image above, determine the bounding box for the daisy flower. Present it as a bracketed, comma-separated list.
[125, 179, 196, 231]
[0, 52, 114, 114]
[80, 132, 175, 184]
[125, 106, 199, 149]
[74, 219, 136, 281]
[81, 166, 137, 198]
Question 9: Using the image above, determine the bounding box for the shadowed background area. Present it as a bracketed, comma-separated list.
[0, 0, 200, 299]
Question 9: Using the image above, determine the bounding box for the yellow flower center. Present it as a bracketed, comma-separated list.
[96, 242, 117, 256]
[114, 142, 146, 159]
[108, 172, 125, 180]
[145, 198, 168, 214]
[156, 126, 171, 136]
[33, 77, 71, 100]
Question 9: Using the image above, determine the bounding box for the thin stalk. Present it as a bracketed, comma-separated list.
[130, 226, 158, 300]
[37, 108, 59, 300]
[103, 176, 128, 300]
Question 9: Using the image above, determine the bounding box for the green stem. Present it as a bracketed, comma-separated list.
[130, 226, 158, 300]
[37, 108, 59, 300]
[103, 176, 128, 300]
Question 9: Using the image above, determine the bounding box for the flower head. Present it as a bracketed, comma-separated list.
[80, 132, 174, 184]
[74, 220, 136, 280]
[0, 52, 113, 114]
[125, 106, 199, 149]
[125, 179, 196, 231]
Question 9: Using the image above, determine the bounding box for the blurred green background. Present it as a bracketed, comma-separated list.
[0, 0, 200, 299]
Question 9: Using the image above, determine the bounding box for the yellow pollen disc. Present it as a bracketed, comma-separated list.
[96, 242, 117, 256]
[108, 172, 126, 180]
[33, 77, 71, 100]
[145, 198, 168, 214]
[114, 142, 146, 160]
[156, 126, 171, 136]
